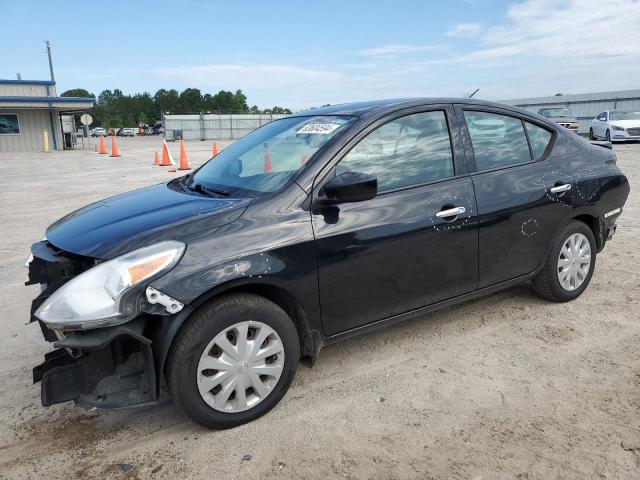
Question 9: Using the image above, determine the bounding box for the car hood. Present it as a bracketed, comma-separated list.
[611, 120, 640, 128]
[45, 182, 252, 259]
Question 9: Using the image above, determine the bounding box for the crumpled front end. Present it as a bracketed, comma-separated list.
[33, 319, 157, 409]
[27, 240, 177, 410]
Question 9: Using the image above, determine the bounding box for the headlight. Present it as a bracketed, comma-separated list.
[611, 124, 625, 131]
[35, 241, 185, 331]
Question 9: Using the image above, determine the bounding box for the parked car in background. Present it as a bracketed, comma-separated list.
[538, 108, 579, 133]
[27, 98, 629, 429]
[151, 122, 164, 135]
[117, 127, 137, 137]
[90, 127, 107, 137]
[590, 110, 640, 142]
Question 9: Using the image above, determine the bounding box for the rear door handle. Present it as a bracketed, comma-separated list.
[550, 183, 572, 194]
[435, 206, 466, 218]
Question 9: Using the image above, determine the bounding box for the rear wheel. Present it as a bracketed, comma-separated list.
[531, 220, 596, 302]
[167, 294, 299, 428]
[589, 128, 595, 140]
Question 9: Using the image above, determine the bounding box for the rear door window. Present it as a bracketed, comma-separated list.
[463, 111, 532, 171]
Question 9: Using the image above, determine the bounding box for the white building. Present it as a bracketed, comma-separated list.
[0, 79, 94, 152]
[502, 89, 640, 135]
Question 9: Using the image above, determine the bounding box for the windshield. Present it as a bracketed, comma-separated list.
[191, 115, 354, 196]
[540, 108, 573, 118]
[610, 110, 640, 120]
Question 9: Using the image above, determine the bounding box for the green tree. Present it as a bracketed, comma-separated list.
[232, 90, 249, 112]
[137, 112, 149, 125]
[60, 88, 94, 98]
[73, 85, 290, 127]
[213, 90, 235, 113]
[179, 88, 203, 113]
[154, 89, 180, 115]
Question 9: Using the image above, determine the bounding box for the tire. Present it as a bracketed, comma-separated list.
[167, 293, 300, 428]
[589, 128, 595, 140]
[531, 220, 596, 302]
[605, 129, 611, 142]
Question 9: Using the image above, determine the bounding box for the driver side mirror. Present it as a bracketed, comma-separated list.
[318, 171, 377, 206]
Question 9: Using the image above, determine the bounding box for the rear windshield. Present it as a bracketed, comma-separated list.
[191, 115, 354, 196]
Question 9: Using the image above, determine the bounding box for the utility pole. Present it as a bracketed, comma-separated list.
[45, 40, 55, 82]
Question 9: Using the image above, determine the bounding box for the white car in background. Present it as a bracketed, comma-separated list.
[117, 127, 137, 137]
[589, 110, 640, 142]
[90, 127, 107, 137]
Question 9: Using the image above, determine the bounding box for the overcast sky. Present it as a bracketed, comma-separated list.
[1, 0, 639, 110]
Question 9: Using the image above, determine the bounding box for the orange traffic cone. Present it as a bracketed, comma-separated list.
[178, 140, 191, 170]
[154, 151, 160, 165]
[160, 141, 172, 166]
[212, 141, 219, 157]
[110, 137, 121, 157]
[98, 135, 107, 154]
[264, 143, 272, 173]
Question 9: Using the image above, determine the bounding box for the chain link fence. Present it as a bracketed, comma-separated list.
[163, 113, 289, 141]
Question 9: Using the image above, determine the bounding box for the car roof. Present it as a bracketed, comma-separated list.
[292, 97, 534, 118]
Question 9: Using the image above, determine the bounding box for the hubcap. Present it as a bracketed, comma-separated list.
[196, 321, 285, 413]
[557, 233, 591, 291]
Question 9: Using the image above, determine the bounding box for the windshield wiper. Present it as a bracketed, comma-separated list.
[190, 183, 229, 197]
[182, 172, 195, 188]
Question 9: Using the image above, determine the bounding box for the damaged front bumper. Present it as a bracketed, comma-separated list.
[33, 319, 158, 409]
[27, 240, 189, 410]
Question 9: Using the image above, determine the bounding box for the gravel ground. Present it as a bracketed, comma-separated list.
[0, 137, 638, 480]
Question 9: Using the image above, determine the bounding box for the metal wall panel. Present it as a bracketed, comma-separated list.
[0, 109, 64, 152]
[502, 89, 640, 134]
[164, 113, 289, 141]
[0, 83, 50, 97]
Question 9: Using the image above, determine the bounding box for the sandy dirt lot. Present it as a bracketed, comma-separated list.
[0, 137, 638, 480]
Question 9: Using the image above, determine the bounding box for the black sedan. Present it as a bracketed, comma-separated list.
[27, 98, 629, 428]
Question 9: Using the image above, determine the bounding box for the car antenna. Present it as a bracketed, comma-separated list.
[468, 88, 480, 98]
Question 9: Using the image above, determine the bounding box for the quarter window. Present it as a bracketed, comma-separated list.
[336, 111, 455, 192]
[463, 111, 531, 171]
[525, 122, 552, 160]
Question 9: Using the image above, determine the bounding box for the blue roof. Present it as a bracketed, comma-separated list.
[0, 96, 95, 103]
[0, 79, 56, 86]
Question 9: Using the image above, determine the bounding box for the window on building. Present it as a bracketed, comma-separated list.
[0, 114, 20, 135]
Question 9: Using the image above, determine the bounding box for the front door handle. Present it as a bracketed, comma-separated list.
[435, 206, 466, 219]
[550, 183, 572, 194]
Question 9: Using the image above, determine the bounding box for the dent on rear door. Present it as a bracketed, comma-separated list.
[462, 125, 575, 288]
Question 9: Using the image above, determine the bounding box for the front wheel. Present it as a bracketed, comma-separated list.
[589, 128, 595, 140]
[167, 294, 300, 428]
[531, 220, 596, 302]
[606, 129, 611, 142]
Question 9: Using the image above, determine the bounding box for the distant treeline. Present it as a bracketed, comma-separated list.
[61, 88, 292, 128]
